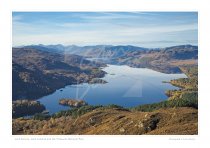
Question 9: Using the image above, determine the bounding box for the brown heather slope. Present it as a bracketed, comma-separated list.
[12, 107, 197, 135]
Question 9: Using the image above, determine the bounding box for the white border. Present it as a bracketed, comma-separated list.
[0, 0, 210, 147]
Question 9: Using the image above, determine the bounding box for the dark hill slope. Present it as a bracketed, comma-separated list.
[12, 48, 106, 100]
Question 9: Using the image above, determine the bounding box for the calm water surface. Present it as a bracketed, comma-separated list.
[38, 64, 187, 114]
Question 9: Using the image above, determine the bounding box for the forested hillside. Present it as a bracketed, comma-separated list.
[13, 47, 106, 100]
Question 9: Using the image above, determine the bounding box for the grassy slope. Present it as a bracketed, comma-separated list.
[13, 107, 197, 135]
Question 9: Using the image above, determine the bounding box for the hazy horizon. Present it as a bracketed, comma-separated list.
[13, 43, 198, 49]
[13, 12, 198, 48]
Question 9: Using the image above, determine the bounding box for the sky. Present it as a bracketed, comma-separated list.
[12, 12, 198, 48]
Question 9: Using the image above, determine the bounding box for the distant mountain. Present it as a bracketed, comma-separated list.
[109, 45, 198, 73]
[73, 45, 147, 58]
[22, 45, 63, 53]
[16, 44, 198, 73]
[20, 44, 148, 58]
[12, 47, 106, 100]
[160, 45, 198, 60]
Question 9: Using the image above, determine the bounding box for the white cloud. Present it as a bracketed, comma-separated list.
[12, 12, 198, 47]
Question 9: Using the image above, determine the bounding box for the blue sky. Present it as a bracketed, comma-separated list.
[12, 12, 198, 48]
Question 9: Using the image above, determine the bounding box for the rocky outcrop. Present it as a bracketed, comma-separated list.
[59, 99, 87, 107]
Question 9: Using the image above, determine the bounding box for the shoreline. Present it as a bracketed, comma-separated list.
[13, 65, 190, 118]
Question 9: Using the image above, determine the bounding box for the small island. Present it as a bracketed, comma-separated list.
[59, 99, 88, 107]
[162, 80, 170, 83]
[89, 78, 107, 84]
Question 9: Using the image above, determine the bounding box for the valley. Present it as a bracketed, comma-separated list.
[12, 44, 198, 135]
[25, 44, 197, 73]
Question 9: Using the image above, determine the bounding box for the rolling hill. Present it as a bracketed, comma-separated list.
[20, 44, 198, 73]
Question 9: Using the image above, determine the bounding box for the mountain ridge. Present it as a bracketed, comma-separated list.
[13, 44, 198, 74]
